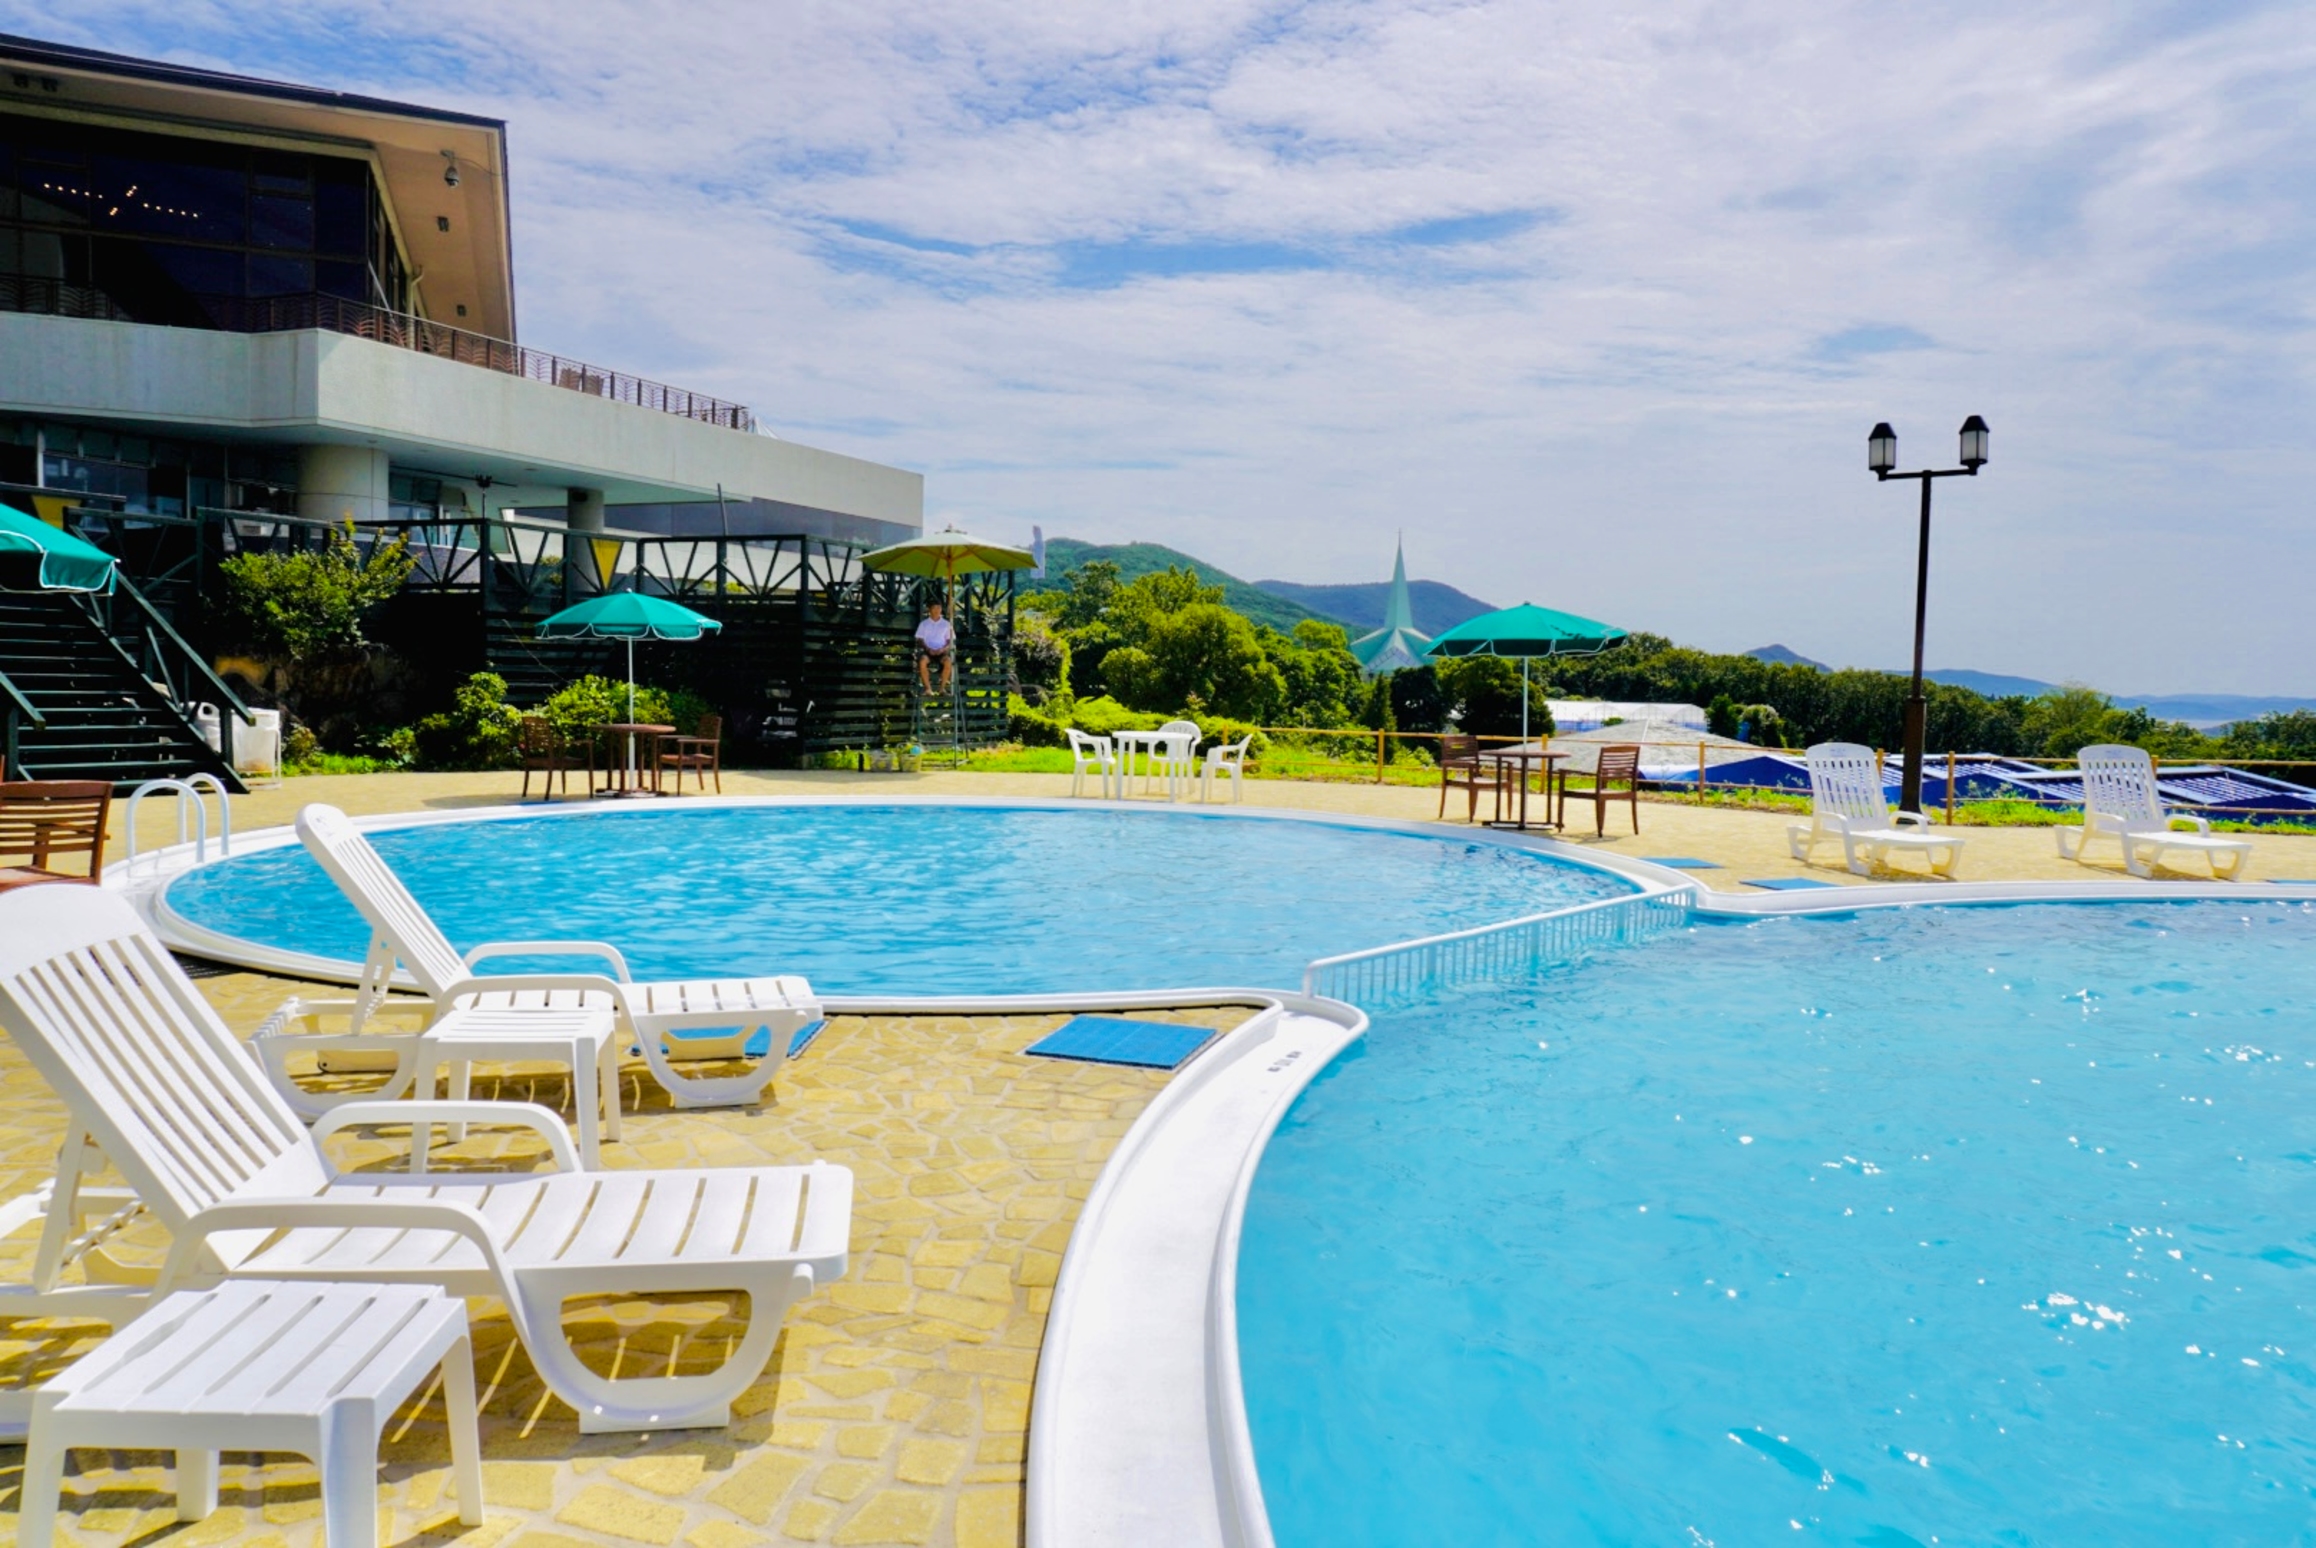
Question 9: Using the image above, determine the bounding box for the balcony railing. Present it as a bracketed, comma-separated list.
[0, 274, 756, 433]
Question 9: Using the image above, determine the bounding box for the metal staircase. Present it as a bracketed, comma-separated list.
[0, 586, 246, 791]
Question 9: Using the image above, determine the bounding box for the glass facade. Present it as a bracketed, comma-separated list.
[0, 110, 409, 325]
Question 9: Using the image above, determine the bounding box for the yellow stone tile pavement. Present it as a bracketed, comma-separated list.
[0, 966, 1257, 1547]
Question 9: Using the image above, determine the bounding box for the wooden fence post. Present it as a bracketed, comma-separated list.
[1945, 750, 1956, 824]
[1377, 728, 1386, 784]
[1698, 741, 1708, 803]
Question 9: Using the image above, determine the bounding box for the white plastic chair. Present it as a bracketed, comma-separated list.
[0, 884, 853, 1435]
[257, 805, 820, 1118]
[1785, 742, 1966, 877]
[1153, 720, 1202, 801]
[1200, 735, 1253, 803]
[2060, 744, 2252, 879]
[1066, 728, 1117, 798]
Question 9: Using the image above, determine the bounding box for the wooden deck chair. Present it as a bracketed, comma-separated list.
[254, 805, 819, 1116]
[1786, 742, 1966, 878]
[2059, 744, 2252, 879]
[0, 884, 852, 1434]
[0, 781, 112, 892]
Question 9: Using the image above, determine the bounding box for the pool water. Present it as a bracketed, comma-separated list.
[1238, 901, 2316, 1546]
[163, 803, 1628, 995]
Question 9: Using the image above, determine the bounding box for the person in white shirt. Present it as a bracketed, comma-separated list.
[915, 601, 955, 694]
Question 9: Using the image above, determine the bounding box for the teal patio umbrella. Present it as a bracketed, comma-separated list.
[1424, 602, 1628, 745]
[0, 504, 118, 594]
[535, 592, 722, 724]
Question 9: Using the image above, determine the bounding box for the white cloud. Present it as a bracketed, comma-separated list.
[10, 0, 2315, 691]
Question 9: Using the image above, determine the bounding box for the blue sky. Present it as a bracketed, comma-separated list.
[10, 1, 2314, 692]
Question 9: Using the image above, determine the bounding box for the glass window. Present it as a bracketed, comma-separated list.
[314, 168, 364, 256]
[247, 254, 312, 297]
[145, 242, 242, 298]
[249, 150, 309, 193]
[316, 259, 364, 301]
[249, 193, 313, 251]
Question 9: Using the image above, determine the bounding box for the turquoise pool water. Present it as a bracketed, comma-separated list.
[163, 803, 1628, 995]
[1239, 901, 2316, 1545]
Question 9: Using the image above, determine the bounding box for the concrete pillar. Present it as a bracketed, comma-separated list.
[565, 487, 609, 594]
[294, 444, 391, 524]
[566, 488, 607, 532]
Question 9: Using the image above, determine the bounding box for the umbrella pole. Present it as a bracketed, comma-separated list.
[1521, 656, 1530, 746]
[626, 638, 637, 784]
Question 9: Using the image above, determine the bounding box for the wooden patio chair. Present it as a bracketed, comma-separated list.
[1436, 734, 1502, 823]
[515, 715, 573, 801]
[657, 712, 724, 794]
[1563, 743, 1643, 836]
[0, 780, 112, 893]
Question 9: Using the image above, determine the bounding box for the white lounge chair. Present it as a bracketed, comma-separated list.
[1200, 735, 1252, 803]
[1786, 742, 1966, 878]
[255, 805, 820, 1118]
[1066, 727, 1118, 798]
[2059, 744, 2252, 879]
[0, 884, 852, 1434]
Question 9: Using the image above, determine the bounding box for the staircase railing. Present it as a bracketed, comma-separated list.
[80, 574, 251, 767]
[0, 666, 45, 780]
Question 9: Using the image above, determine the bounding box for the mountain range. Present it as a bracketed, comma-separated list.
[1034, 536, 1495, 637]
[1745, 647, 2315, 729]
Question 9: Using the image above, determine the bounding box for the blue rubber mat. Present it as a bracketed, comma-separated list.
[1743, 877, 1841, 891]
[1026, 1015, 1217, 1070]
[1642, 856, 1723, 869]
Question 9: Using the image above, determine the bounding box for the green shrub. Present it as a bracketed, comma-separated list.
[1009, 693, 1066, 747]
[1065, 696, 1166, 736]
[411, 672, 524, 770]
[539, 675, 673, 740]
[215, 523, 415, 663]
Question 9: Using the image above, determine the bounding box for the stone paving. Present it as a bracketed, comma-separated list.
[0, 964, 1258, 1548]
[108, 766, 2316, 892]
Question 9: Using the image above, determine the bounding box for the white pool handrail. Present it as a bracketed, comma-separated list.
[122, 774, 234, 876]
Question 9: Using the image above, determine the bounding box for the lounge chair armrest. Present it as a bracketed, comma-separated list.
[1890, 809, 1935, 828]
[2166, 814, 2212, 834]
[311, 1100, 582, 1173]
[463, 940, 633, 980]
[163, 1195, 509, 1291]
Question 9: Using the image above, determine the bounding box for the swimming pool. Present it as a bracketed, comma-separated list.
[160, 802, 1631, 996]
[1237, 900, 2316, 1545]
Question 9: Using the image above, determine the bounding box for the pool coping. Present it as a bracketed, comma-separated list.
[102, 798, 2316, 1548]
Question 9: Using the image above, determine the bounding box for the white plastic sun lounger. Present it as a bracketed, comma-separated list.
[2059, 744, 2252, 879]
[1786, 742, 1966, 878]
[0, 885, 852, 1434]
[254, 804, 820, 1118]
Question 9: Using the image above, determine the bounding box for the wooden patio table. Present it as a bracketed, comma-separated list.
[592, 722, 676, 798]
[1479, 746, 1567, 831]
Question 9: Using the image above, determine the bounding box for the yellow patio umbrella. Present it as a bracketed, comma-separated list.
[857, 526, 1036, 613]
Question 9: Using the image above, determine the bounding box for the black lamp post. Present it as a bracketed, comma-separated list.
[1868, 415, 1989, 815]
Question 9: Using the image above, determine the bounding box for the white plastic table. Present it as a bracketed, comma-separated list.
[1112, 728, 1199, 800]
[415, 1001, 624, 1167]
[21, 1281, 482, 1548]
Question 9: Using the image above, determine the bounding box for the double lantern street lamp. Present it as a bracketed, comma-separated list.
[1869, 414, 1990, 817]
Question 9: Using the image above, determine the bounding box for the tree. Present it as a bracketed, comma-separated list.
[216, 523, 415, 662]
[1011, 610, 1071, 702]
[1390, 666, 1449, 733]
[1136, 604, 1285, 719]
[1436, 656, 1553, 739]
[1268, 619, 1363, 726]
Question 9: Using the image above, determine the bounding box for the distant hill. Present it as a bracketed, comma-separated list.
[1034, 538, 1332, 634]
[1746, 644, 1828, 671]
[1919, 668, 2057, 699]
[1253, 578, 1496, 637]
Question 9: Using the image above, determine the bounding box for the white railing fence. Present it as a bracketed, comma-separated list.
[1303, 887, 1695, 1007]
